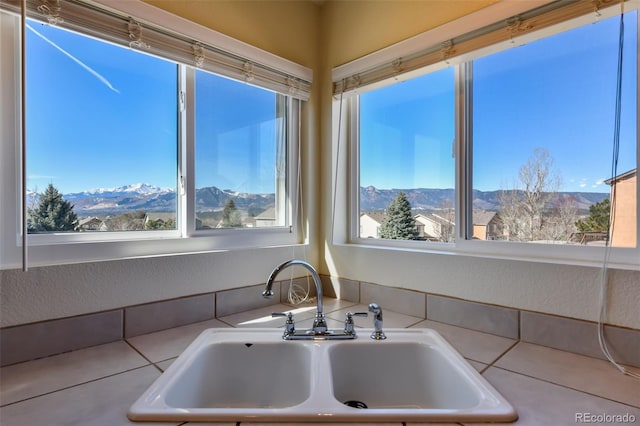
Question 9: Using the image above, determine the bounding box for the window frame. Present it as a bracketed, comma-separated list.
[0, 3, 305, 269]
[341, 0, 640, 270]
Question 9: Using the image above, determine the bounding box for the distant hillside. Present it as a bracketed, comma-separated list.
[27, 183, 608, 217]
[28, 183, 275, 217]
[360, 186, 608, 212]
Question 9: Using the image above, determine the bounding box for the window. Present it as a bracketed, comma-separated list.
[472, 12, 637, 248]
[195, 71, 289, 230]
[0, 0, 310, 267]
[26, 20, 179, 233]
[358, 69, 455, 242]
[344, 1, 638, 267]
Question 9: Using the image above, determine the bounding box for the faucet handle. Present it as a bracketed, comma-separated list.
[368, 303, 386, 340]
[344, 311, 368, 335]
[272, 312, 295, 337]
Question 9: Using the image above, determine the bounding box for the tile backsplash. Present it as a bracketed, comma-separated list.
[1, 275, 638, 369]
[427, 294, 519, 339]
[124, 293, 214, 338]
[0, 311, 122, 366]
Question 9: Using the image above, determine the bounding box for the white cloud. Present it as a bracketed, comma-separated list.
[27, 24, 120, 94]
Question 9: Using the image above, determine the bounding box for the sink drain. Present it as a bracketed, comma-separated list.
[343, 400, 368, 409]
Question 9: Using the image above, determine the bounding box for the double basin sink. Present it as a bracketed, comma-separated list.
[128, 328, 517, 423]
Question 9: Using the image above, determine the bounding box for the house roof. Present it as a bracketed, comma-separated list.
[604, 168, 637, 185]
[256, 207, 276, 220]
[77, 216, 102, 226]
[361, 212, 386, 225]
[145, 212, 175, 221]
[473, 210, 498, 226]
[414, 213, 447, 226]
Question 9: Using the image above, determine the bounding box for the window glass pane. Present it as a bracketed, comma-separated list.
[195, 71, 287, 230]
[26, 20, 178, 233]
[359, 68, 455, 241]
[472, 11, 637, 247]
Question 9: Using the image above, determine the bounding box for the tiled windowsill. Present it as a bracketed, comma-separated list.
[1, 298, 639, 426]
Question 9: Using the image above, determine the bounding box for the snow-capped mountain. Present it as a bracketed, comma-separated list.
[27, 182, 607, 217]
[54, 183, 275, 216]
[82, 183, 174, 196]
[359, 187, 608, 212]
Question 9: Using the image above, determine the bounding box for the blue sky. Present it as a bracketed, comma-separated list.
[26, 21, 178, 194]
[194, 70, 278, 194]
[26, 20, 278, 195]
[360, 10, 637, 193]
[27, 10, 637, 196]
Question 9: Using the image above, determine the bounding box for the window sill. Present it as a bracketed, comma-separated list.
[338, 239, 640, 271]
[4, 229, 300, 269]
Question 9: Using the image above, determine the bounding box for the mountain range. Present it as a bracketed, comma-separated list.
[28, 183, 276, 217]
[360, 186, 608, 212]
[28, 183, 609, 217]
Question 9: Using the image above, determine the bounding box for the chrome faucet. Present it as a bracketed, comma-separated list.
[368, 303, 387, 340]
[262, 259, 328, 334]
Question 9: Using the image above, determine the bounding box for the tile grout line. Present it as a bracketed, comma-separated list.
[481, 340, 520, 372]
[0, 364, 152, 408]
[124, 339, 163, 373]
[489, 365, 640, 410]
[216, 317, 239, 328]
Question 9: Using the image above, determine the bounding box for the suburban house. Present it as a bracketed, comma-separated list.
[254, 207, 276, 227]
[360, 212, 387, 238]
[362, 210, 503, 242]
[472, 210, 504, 240]
[75, 216, 107, 232]
[414, 213, 454, 242]
[606, 168, 637, 248]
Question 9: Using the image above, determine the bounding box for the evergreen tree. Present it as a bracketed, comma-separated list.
[144, 218, 176, 230]
[221, 198, 242, 227]
[28, 183, 78, 232]
[379, 191, 417, 240]
[575, 198, 610, 232]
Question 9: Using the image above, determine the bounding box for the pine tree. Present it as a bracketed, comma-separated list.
[221, 198, 242, 227]
[379, 191, 417, 240]
[28, 184, 78, 232]
[575, 198, 610, 232]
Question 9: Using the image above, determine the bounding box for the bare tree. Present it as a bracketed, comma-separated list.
[499, 148, 561, 241]
[544, 194, 579, 241]
[498, 188, 527, 241]
[435, 198, 455, 242]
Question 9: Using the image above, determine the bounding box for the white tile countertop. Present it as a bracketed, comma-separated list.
[1, 298, 639, 426]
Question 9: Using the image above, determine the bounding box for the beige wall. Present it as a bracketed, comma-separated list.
[144, 0, 320, 69]
[473, 225, 487, 240]
[610, 173, 637, 248]
[320, 0, 497, 67]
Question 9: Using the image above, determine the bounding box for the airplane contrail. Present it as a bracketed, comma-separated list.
[27, 23, 120, 94]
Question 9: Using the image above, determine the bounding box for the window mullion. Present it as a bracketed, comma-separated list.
[183, 66, 196, 236]
[455, 62, 473, 243]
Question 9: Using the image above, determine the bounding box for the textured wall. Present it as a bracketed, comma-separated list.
[0, 246, 312, 327]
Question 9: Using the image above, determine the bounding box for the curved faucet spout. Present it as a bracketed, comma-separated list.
[263, 259, 326, 332]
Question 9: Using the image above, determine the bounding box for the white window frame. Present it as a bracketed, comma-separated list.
[0, 1, 307, 269]
[338, 0, 640, 270]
